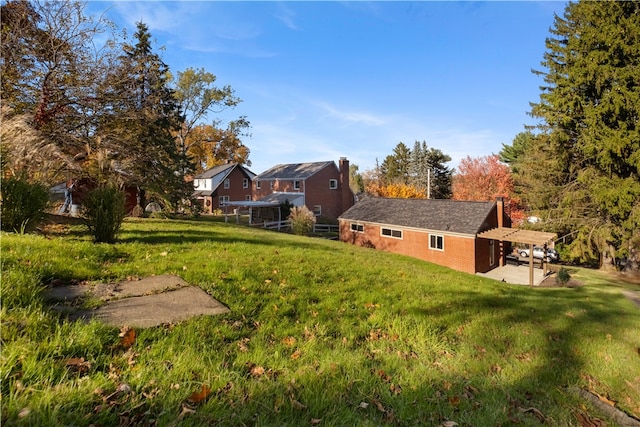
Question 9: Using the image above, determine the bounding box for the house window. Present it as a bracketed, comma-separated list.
[350, 223, 364, 233]
[429, 234, 444, 251]
[381, 227, 402, 239]
[219, 195, 230, 207]
[313, 205, 322, 216]
[243, 178, 249, 189]
[245, 195, 252, 201]
[256, 181, 261, 189]
[224, 178, 230, 189]
[294, 180, 301, 190]
[329, 179, 338, 189]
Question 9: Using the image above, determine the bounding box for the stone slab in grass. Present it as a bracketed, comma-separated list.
[86, 286, 230, 328]
[46, 274, 230, 328]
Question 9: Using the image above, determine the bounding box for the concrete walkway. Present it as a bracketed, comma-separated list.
[477, 264, 550, 286]
[45, 274, 230, 328]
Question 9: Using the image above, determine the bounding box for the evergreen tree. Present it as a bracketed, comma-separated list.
[499, 131, 534, 175]
[104, 22, 193, 210]
[528, 1, 640, 269]
[380, 142, 411, 184]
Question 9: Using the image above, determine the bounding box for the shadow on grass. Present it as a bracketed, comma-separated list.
[407, 284, 639, 422]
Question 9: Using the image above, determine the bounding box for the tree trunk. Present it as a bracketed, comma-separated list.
[623, 240, 640, 275]
[600, 246, 618, 272]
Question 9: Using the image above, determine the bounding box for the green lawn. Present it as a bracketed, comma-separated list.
[2, 217, 639, 426]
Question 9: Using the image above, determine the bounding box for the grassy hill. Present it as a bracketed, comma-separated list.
[2, 217, 639, 426]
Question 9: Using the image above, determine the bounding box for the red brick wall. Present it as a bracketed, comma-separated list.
[339, 221, 479, 274]
[203, 167, 252, 213]
[253, 162, 354, 221]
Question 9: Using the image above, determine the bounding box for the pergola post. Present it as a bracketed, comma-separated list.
[529, 243, 534, 287]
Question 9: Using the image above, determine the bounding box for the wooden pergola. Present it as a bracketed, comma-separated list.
[478, 227, 557, 287]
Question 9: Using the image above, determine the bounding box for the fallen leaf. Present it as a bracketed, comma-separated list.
[448, 395, 460, 406]
[390, 383, 402, 395]
[282, 336, 297, 347]
[64, 357, 91, 375]
[160, 251, 168, 256]
[311, 419, 322, 425]
[291, 350, 302, 360]
[437, 422, 458, 427]
[119, 327, 136, 349]
[290, 398, 307, 410]
[251, 365, 265, 377]
[518, 406, 547, 423]
[187, 384, 211, 404]
[18, 408, 30, 419]
[177, 404, 196, 421]
[575, 412, 606, 427]
[596, 393, 616, 407]
[358, 402, 369, 409]
[372, 399, 386, 413]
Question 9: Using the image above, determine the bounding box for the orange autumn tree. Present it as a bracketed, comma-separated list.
[366, 182, 427, 199]
[452, 154, 525, 224]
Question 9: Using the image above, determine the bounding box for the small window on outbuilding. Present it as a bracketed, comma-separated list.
[243, 178, 249, 188]
[429, 234, 444, 251]
[256, 181, 261, 189]
[351, 223, 364, 233]
[294, 180, 301, 190]
[329, 179, 338, 189]
[381, 227, 402, 239]
[224, 178, 230, 189]
[313, 205, 322, 216]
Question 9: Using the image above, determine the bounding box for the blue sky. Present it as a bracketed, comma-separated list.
[88, 1, 566, 175]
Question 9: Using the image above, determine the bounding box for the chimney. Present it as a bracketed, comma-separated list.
[339, 157, 353, 214]
[496, 197, 504, 228]
[496, 197, 505, 267]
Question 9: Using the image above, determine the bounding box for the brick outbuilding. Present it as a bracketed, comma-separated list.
[338, 197, 511, 274]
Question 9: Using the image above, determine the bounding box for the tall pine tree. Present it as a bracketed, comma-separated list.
[105, 22, 193, 210]
[529, 1, 640, 269]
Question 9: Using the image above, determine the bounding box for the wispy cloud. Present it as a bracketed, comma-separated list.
[108, 2, 273, 57]
[274, 2, 299, 31]
[315, 102, 388, 127]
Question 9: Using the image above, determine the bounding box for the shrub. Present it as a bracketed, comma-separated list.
[82, 185, 126, 243]
[0, 175, 49, 233]
[556, 267, 571, 287]
[280, 199, 294, 219]
[289, 205, 316, 236]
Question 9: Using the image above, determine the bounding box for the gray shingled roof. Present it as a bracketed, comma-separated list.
[339, 197, 496, 235]
[194, 163, 256, 180]
[255, 161, 334, 180]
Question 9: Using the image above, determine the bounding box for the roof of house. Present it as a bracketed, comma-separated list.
[339, 197, 497, 235]
[193, 163, 255, 195]
[254, 161, 334, 180]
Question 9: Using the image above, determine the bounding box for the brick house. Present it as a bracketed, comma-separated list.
[338, 197, 511, 274]
[252, 157, 354, 222]
[193, 163, 255, 214]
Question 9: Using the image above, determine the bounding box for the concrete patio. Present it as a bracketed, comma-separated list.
[477, 264, 552, 286]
